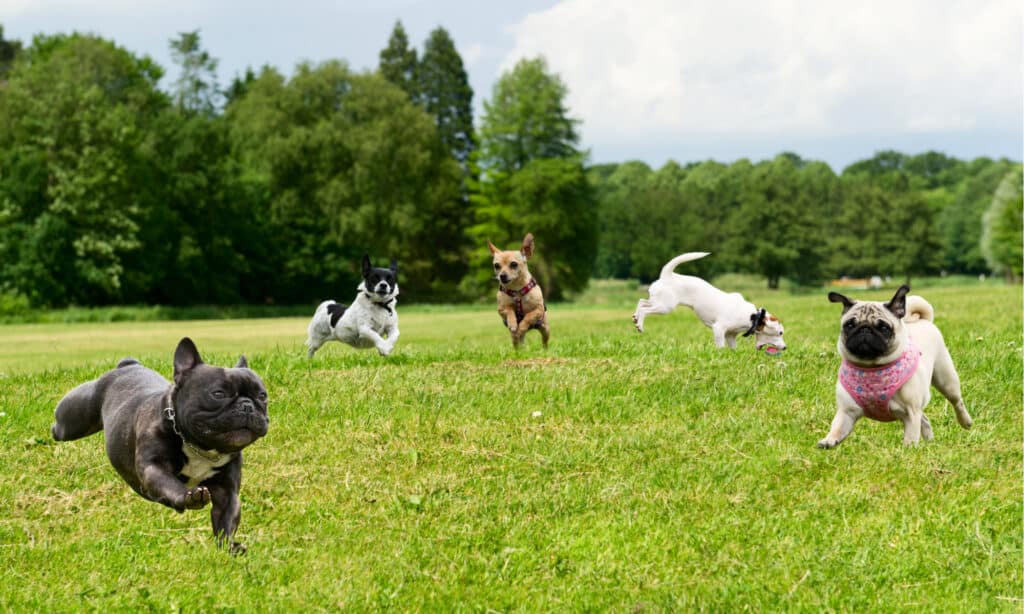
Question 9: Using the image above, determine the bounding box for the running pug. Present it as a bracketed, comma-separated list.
[818, 285, 972, 448]
[489, 233, 549, 349]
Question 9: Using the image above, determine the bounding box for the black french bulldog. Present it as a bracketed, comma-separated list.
[51, 337, 269, 553]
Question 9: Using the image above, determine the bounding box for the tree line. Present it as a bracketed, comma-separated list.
[0, 23, 1018, 309]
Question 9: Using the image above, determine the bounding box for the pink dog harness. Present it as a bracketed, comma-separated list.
[839, 340, 921, 421]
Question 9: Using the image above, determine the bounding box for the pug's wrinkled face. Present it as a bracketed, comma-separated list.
[828, 285, 909, 362]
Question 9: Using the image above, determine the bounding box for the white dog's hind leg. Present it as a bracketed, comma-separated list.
[633, 298, 663, 332]
[305, 336, 323, 358]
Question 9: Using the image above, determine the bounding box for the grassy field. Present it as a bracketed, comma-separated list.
[1, 282, 1020, 611]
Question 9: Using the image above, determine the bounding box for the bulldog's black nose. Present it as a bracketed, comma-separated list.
[239, 398, 255, 414]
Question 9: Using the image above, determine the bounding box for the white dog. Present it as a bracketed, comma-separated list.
[305, 255, 399, 358]
[632, 252, 786, 351]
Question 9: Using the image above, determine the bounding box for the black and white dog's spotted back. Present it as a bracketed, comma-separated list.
[306, 255, 399, 357]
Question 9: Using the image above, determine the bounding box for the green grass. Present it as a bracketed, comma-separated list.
[1, 285, 1020, 611]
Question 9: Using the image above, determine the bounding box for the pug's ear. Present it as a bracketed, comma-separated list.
[235, 355, 248, 369]
[885, 284, 910, 319]
[828, 292, 856, 314]
[173, 337, 203, 384]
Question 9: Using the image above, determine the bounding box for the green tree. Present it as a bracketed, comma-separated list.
[379, 21, 418, 99]
[228, 62, 463, 302]
[470, 56, 594, 299]
[0, 25, 22, 80]
[169, 30, 220, 115]
[477, 57, 580, 173]
[0, 33, 167, 306]
[937, 158, 1016, 273]
[726, 154, 830, 287]
[417, 27, 474, 168]
[981, 167, 1023, 280]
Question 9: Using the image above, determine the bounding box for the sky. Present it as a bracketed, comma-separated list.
[1, 0, 1021, 172]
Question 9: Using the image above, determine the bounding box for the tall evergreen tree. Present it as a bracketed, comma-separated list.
[169, 30, 220, 115]
[417, 27, 474, 167]
[0, 26, 22, 80]
[378, 21, 418, 99]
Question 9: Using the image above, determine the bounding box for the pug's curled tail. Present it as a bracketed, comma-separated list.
[904, 295, 934, 323]
[660, 252, 711, 279]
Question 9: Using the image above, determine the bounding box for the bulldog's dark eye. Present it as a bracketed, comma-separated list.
[843, 320, 856, 331]
[212, 390, 227, 400]
[257, 391, 268, 402]
[877, 321, 891, 334]
[510, 262, 519, 269]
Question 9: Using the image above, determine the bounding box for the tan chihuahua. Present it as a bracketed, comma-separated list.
[488, 233, 550, 349]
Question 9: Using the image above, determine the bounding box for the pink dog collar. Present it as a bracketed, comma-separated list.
[839, 340, 921, 421]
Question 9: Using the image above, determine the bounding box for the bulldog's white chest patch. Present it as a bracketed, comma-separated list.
[179, 445, 233, 488]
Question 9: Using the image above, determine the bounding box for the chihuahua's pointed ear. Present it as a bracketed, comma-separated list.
[390, 259, 398, 275]
[884, 284, 910, 319]
[828, 291, 856, 314]
[362, 254, 372, 278]
[173, 337, 203, 384]
[488, 241, 500, 255]
[235, 355, 248, 369]
[521, 233, 535, 258]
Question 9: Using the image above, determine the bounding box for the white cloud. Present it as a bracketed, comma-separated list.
[501, 0, 1023, 145]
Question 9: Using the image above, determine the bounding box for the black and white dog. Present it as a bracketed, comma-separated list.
[305, 255, 400, 357]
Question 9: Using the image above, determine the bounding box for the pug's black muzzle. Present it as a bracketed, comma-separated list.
[843, 327, 891, 359]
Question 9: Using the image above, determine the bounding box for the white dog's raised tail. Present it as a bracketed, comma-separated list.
[659, 252, 710, 280]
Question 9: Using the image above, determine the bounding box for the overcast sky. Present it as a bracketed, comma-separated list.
[2, 0, 1021, 171]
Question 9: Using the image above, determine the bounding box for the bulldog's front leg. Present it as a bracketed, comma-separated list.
[138, 460, 209, 512]
[206, 467, 244, 553]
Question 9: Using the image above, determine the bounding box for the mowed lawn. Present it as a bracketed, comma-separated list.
[0, 284, 1020, 611]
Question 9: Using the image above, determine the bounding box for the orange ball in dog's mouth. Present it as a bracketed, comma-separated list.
[762, 345, 783, 356]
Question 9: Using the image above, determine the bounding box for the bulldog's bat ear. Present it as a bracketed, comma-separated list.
[488, 241, 500, 255]
[885, 284, 910, 319]
[390, 259, 398, 275]
[362, 254, 372, 278]
[173, 337, 203, 384]
[743, 308, 766, 337]
[235, 355, 248, 369]
[521, 233, 534, 258]
[828, 291, 856, 314]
